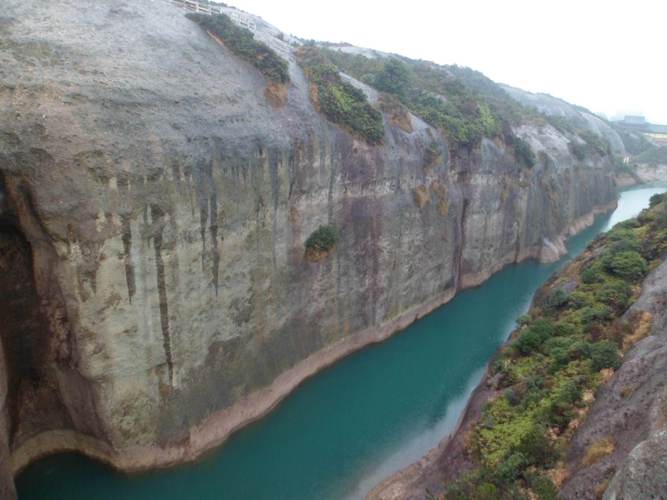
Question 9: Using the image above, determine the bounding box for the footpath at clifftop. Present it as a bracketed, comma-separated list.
[371, 193, 667, 499]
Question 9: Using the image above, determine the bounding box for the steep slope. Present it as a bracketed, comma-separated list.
[370, 193, 667, 499]
[501, 85, 626, 155]
[0, 0, 618, 493]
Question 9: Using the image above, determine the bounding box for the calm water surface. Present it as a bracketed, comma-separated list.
[16, 185, 666, 500]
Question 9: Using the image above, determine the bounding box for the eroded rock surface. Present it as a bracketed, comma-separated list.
[0, 0, 618, 492]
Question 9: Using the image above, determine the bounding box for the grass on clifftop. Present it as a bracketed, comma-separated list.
[187, 13, 290, 84]
[296, 46, 384, 144]
[443, 192, 667, 500]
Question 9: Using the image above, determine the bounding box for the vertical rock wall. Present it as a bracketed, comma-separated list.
[0, 0, 617, 486]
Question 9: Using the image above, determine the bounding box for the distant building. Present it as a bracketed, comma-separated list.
[622, 115, 648, 125]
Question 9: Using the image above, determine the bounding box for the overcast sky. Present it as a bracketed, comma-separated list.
[230, 0, 666, 123]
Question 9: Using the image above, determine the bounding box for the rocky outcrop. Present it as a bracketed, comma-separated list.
[0, 0, 617, 490]
[502, 85, 626, 156]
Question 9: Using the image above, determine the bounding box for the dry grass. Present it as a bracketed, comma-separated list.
[583, 437, 615, 466]
[413, 185, 430, 208]
[623, 311, 653, 352]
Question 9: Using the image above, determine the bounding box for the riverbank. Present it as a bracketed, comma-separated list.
[370, 191, 667, 499]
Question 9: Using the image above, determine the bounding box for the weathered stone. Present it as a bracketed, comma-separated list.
[0, 0, 619, 491]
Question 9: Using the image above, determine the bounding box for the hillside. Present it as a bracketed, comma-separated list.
[0, 1, 630, 497]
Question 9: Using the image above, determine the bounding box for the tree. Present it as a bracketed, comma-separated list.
[374, 59, 411, 98]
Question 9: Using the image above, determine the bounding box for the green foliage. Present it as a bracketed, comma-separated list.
[187, 13, 289, 84]
[650, 193, 666, 208]
[548, 116, 612, 160]
[580, 304, 612, 327]
[545, 289, 568, 311]
[373, 58, 411, 98]
[595, 280, 631, 312]
[456, 197, 667, 499]
[515, 319, 556, 355]
[635, 145, 667, 165]
[312, 47, 511, 148]
[603, 250, 647, 281]
[305, 224, 339, 253]
[515, 424, 559, 467]
[581, 263, 604, 284]
[297, 47, 384, 143]
[513, 136, 537, 168]
[527, 473, 558, 500]
[590, 341, 621, 371]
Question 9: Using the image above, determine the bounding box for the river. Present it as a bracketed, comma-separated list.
[15, 184, 666, 500]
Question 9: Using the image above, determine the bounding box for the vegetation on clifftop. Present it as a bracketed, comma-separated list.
[443, 192, 667, 499]
[296, 47, 384, 144]
[319, 48, 511, 148]
[187, 13, 290, 84]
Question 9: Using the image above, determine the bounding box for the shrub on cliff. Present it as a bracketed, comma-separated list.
[187, 13, 290, 84]
[603, 250, 647, 281]
[515, 319, 556, 355]
[305, 225, 339, 253]
[513, 136, 536, 168]
[297, 47, 384, 144]
[590, 341, 621, 371]
[595, 280, 632, 312]
[373, 58, 411, 98]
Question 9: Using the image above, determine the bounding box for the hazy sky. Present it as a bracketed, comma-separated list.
[230, 0, 666, 123]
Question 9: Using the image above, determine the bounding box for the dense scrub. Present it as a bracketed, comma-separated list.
[187, 13, 289, 84]
[296, 47, 384, 144]
[320, 48, 509, 148]
[443, 193, 667, 499]
[635, 145, 667, 165]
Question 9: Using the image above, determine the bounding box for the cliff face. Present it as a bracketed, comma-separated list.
[0, 0, 617, 487]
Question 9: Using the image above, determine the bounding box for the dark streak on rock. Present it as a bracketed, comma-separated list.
[199, 199, 208, 274]
[120, 215, 135, 303]
[151, 204, 173, 385]
[209, 192, 219, 295]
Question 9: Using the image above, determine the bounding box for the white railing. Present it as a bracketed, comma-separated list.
[168, 0, 294, 56]
[169, 0, 224, 15]
[169, 0, 256, 31]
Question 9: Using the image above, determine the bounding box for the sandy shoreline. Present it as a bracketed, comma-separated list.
[9, 200, 618, 481]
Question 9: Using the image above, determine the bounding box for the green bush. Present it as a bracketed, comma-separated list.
[545, 288, 568, 311]
[516, 425, 558, 468]
[542, 379, 582, 427]
[649, 193, 666, 208]
[187, 13, 289, 84]
[595, 280, 632, 312]
[514, 136, 536, 168]
[297, 47, 384, 143]
[581, 264, 604, 284]
[590, 341, 621, 371]
[527, 473, 558, 500]
[373, 58, 411, 98]
[515, 319, 555, 355]
[580, 304, 612, 327]
[496, 452, 527, 482]
[603, 250, 648, 280]
[305, 225, 339, 253]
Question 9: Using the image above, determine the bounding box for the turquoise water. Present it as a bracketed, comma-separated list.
[16, 185, 666, 500]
